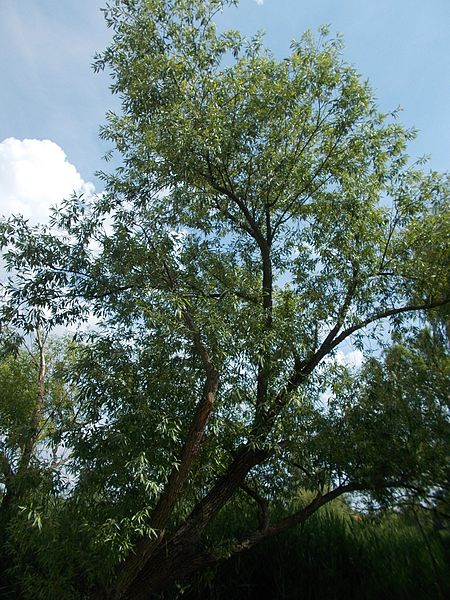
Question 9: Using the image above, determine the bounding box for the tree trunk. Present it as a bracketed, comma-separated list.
[112, 481, 361, 599]
[111, 445, 267, 599]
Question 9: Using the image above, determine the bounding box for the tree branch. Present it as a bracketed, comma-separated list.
[299, 297, 450, 383]
[222, 482, 362, 555]
[240, 483, 269, 532]
[18, 326, 46, 475]
[115, 304, 219, 599]
[254, 296, 450, 441]
[0, 450, 15, 482]
[203, 157, 267, 251]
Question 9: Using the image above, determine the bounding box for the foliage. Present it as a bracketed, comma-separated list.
[177, 502, 450, 600]
[0, 335, 79, 597]
[0, 0, 449, 597]
[319, 318, 450, 501]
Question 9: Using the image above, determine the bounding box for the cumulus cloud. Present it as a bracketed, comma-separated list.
[0, 137, 94, 224]
[254, 0, 264, 5]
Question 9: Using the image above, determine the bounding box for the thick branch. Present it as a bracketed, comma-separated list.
[116, 297, 446, 597]
[305, 297, 450, 378]
[230, 482, 361, 554]
[116, 475, 423, 600]
[171, 445, 268, 543]
[255, 297, 450, 440]
[114, 307, 219, 599]
[120, 445, 268, 599]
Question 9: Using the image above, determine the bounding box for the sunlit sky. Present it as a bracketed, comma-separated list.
[1, 0, 449, 222]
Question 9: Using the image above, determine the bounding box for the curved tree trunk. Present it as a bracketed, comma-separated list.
[108, 480, 361, 599]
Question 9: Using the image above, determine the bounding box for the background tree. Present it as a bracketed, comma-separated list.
[0, 0, 449, 598]
[0, 327, 78, 596]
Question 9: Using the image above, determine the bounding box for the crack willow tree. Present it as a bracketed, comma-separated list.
[1, 0, 449, 598]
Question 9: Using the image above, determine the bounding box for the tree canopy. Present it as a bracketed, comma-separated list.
[0, 1, 449, 598]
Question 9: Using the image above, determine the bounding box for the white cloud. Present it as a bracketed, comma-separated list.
[0, 137, 94, 224]
[254, 0, 264, 5]
[336, 349, 364, 369]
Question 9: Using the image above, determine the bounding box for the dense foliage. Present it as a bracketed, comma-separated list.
[0, 1, 449, 598]
[179, 501, 450, 600]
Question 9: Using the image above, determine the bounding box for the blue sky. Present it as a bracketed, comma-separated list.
[0, 0, 449, 222]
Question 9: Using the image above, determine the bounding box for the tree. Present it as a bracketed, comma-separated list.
[0, 0, 449, 598]
[0, 329, 77, 596]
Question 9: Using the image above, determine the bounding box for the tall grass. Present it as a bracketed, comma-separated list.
[171, 501, 449, 600]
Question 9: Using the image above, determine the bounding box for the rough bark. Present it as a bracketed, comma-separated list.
[113, 308, 219, 599]
[111, 445, 267, 599]
[116, 481, 362, 599]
